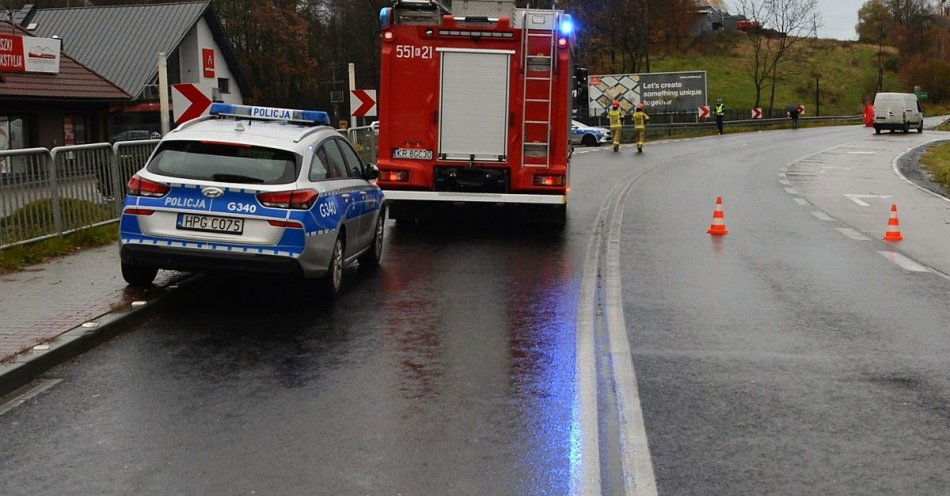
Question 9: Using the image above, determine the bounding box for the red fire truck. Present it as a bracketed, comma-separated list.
[375, 0, 575, 226]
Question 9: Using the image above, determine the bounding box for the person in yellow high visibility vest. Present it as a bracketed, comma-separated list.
[715, 98, 725, 135]
[608, 100, 624, 152]
[632, 103, 650, 153]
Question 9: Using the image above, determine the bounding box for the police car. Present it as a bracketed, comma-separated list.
[570, 120, 611, 147]
[119, 104, 385, 296]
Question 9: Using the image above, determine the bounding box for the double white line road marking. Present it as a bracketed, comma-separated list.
[573, 168, 659, 496]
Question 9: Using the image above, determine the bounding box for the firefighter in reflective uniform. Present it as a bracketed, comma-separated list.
[633, 103, 650, 153]
[608, 100, 624, 152]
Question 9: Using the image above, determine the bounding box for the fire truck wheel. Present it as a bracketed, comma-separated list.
[548, 204, 567, 229]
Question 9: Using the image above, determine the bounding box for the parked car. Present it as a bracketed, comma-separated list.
[111, 130, 162, 142]
[873, 93, 924, 134]
[118, 104, 385, 296]
[570, 120, 611, 147]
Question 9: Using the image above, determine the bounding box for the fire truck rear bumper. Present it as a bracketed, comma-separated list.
[382, 190, 567, 205]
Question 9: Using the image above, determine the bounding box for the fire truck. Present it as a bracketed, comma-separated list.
[375, 0, 575, 226]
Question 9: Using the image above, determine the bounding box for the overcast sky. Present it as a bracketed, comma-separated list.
[726, 0, 866, 40]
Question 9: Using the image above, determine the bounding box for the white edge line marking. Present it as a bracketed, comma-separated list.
[793, 198, 809, 206]
[785, 187, 799, 195]
[878, 251, 931, 272]
[571, 177, 634, 495]
[0, 378, 63, 416]
[889, 138, 950, 204]
[836, 227, 871, 241]
[606, 179, 659, 496]
[811, 210, 835, 221]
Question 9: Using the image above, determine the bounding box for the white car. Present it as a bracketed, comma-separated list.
[873, 92, 924, 134]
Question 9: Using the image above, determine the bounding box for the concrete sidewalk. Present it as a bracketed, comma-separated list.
[0, 242, 178, 363]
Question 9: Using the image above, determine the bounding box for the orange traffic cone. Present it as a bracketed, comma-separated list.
[883, 203, 904, 241]
[708, 196, 729, 235]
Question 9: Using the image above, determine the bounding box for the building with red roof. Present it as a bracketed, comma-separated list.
[0, 21, 131, 154]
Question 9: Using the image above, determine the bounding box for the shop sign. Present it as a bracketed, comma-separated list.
[0, 34, 61, 74]
[202, 48, 215, 78]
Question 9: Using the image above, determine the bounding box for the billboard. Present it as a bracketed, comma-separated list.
[0, 34, 61, 74]
[588, 71, 707, 116]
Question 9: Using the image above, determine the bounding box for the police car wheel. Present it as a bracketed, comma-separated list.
[581, 134, 597, 147]
[122, 263, 158, 288]
[359, 213, 385, 269]
[319, 237, 345, 297]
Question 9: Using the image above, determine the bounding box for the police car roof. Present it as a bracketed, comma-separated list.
[167, 117, 337, 154]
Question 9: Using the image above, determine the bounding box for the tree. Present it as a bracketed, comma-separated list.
[856, 0, 894, 42]
[737, 0, 819, 114]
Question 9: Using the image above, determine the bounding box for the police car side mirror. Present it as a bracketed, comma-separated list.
[364, 164, 380, 181]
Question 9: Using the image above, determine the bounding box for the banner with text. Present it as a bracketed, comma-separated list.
[588, 71, 708, 116]
[0, 34, 61, 74]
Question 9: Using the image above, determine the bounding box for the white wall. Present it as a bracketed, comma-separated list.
[178, 17, 243, 104]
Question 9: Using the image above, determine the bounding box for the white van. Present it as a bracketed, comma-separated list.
[873, 92, 923, 134]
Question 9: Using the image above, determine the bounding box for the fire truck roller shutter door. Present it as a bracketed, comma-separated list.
[438, 48, 515, 162]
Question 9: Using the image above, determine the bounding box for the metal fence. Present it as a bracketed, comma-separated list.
[0, 140, 159, 249]
[342, 125, 379, 165]
[615, 114, 863, 141]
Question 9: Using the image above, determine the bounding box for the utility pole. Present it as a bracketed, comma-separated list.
[876, 26, 885, 93]
[348, 63, 357, 129]
[158, 52, 170, 135]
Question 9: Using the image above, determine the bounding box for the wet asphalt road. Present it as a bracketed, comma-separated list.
[3, 124, 950, 495]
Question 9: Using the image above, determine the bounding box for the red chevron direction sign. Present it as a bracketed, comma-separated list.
[350, 89, 377, 118]
[171, 83, 212, 125]
[698, 105, 710, 120]
[752, 107, 763, 119]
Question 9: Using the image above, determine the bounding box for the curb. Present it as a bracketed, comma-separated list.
[891, 139, 950, 204]
[0, 275, 196, 398]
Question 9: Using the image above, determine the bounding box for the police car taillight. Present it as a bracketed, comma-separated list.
[257, 189, 319, 210]
[127, 175, 170, 197]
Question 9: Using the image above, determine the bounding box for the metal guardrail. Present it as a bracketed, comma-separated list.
[617, 114, 864, 140]
[0, 140, 159, 249]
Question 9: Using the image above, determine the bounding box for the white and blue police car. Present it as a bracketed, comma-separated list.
[570, 120, 611, 147]
[119, 104, 385, 296]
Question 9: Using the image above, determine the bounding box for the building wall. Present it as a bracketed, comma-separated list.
[178, 17, 243, 104]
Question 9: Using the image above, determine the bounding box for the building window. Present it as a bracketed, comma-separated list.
[218, 78, 230, 94]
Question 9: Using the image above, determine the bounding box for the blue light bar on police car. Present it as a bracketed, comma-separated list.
[209, 103, 330, 125]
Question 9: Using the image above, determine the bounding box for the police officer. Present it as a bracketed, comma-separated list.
[608, 100, 625, 151]
[715, 98, 725, 135]
[633, 103, 650, 153]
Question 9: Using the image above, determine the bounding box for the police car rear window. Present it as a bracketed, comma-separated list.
[146, 141, 298, 185]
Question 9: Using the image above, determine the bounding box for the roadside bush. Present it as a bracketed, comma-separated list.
[899, 55, 950, 102]
[920, 143, 950, 189]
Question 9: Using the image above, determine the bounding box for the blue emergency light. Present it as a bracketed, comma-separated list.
[559, 15, 575, 36]
[380, 7, 392, 29]
[209, 103, 330, 126]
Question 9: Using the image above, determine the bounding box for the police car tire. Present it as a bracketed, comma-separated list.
[122, 263, 158, 288]
[319, 237, 345, 297]
[359, 213, 385, 268]
[581, 134, 597, 147]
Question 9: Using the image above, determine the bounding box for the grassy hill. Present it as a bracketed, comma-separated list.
[649, 34, 907, 116]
